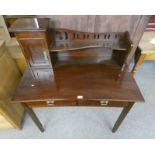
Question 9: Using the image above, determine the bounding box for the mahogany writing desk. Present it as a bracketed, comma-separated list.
[10, 18, 144, 133]
[12, 65, 144, 132]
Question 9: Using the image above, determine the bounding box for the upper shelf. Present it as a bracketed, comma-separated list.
[50, 29, 133, 52]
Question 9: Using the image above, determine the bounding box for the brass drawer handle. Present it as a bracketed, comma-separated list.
[43, 51, 48, 61]
[100, 100, 108, 106]
[47, 100, 55, 105]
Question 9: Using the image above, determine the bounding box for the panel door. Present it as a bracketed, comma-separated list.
[31, 68, 54, 83]
[19, 39, 51, 67]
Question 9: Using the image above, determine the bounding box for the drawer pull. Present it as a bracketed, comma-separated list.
[100, 100, 108, 106]
[47, 100, 55, 105]
[43, 51, 48, 61]
[77, 95, 83, 99]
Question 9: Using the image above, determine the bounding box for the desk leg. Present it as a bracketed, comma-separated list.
[112, 103, 134, 133]
[22, 103, 44, 132]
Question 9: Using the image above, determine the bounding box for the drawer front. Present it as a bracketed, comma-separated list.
[78, 100, 129, 107]
[25, 100, 128, 108]
[15, 32, 46, 39]
[27, 100, 77, 107]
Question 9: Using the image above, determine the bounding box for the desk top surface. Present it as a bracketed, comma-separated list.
[12, 64, 144, 103]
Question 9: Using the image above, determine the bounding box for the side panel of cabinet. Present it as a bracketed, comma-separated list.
[19, 39, 51, 68]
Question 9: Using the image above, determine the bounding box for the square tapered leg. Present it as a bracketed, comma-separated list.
[22, 103, 44, 132]
[112, 103, 134, 132]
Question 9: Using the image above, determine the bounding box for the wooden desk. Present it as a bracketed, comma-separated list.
[12, 64, 144, 132]
[9, 18, 144, 133]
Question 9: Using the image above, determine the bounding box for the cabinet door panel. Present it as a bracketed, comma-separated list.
[19, 39, 50, 67]
[31, 68, 54, 83]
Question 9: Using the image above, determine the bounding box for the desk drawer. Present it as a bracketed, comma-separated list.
[79, 100, 128, 107]
[26, 100, 128, 108]
[26, 100, 77, 107]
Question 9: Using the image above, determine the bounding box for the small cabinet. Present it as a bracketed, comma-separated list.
[19, 39, 50, 68]
[9, 18, 52, 69]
